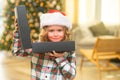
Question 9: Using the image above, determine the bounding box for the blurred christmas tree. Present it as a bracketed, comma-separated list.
[0, 0, 63, 51]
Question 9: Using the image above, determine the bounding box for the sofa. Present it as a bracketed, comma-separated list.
[71, 22, 120, 55]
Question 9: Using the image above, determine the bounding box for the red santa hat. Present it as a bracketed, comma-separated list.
[40, 10, 72, 29]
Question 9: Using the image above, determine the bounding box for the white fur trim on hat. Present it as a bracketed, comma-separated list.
[40, 12, 72, 29]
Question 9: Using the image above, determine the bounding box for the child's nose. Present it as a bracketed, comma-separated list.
[54, 32, 58, 36]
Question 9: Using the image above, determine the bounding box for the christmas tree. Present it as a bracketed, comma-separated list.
[0, 0, 63, 51]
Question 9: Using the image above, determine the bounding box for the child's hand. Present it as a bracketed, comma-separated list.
[25, 48, 33, 53]
[48, 51, 66, 58]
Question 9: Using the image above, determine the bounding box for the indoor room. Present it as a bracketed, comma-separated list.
[0, 0, 120, 80]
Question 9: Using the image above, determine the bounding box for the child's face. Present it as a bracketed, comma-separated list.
[47, 25, 65, 42]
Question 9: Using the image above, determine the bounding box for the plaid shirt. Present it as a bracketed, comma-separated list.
[12, 30, 76, 80]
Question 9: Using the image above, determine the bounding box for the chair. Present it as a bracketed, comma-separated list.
[79, 37, 120, 80]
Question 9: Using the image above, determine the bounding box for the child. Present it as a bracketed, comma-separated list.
[12, 10, 76, 80]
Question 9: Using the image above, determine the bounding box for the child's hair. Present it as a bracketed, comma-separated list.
[39, 26, 71, 42]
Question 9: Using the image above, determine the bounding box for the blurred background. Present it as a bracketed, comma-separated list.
[0, 0, 120, 80]
[0, 0, 120, 51]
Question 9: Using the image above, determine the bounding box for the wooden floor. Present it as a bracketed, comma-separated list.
[0, 51, 120, 80]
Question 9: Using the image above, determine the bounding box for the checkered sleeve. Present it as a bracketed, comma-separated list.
[12, 29, 32, 56]
[55, 51, 76, 80]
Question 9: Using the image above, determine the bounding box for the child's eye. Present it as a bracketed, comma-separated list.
[49, 30, 54, 32]
[58, 29, 63, 32]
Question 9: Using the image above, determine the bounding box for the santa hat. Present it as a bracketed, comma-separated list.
[40, 10, 72, 29]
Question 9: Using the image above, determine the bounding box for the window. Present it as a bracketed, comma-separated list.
[78, 0, 120, 25]
[78, 0, 95, 24]
[101, 0, 120, 24]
